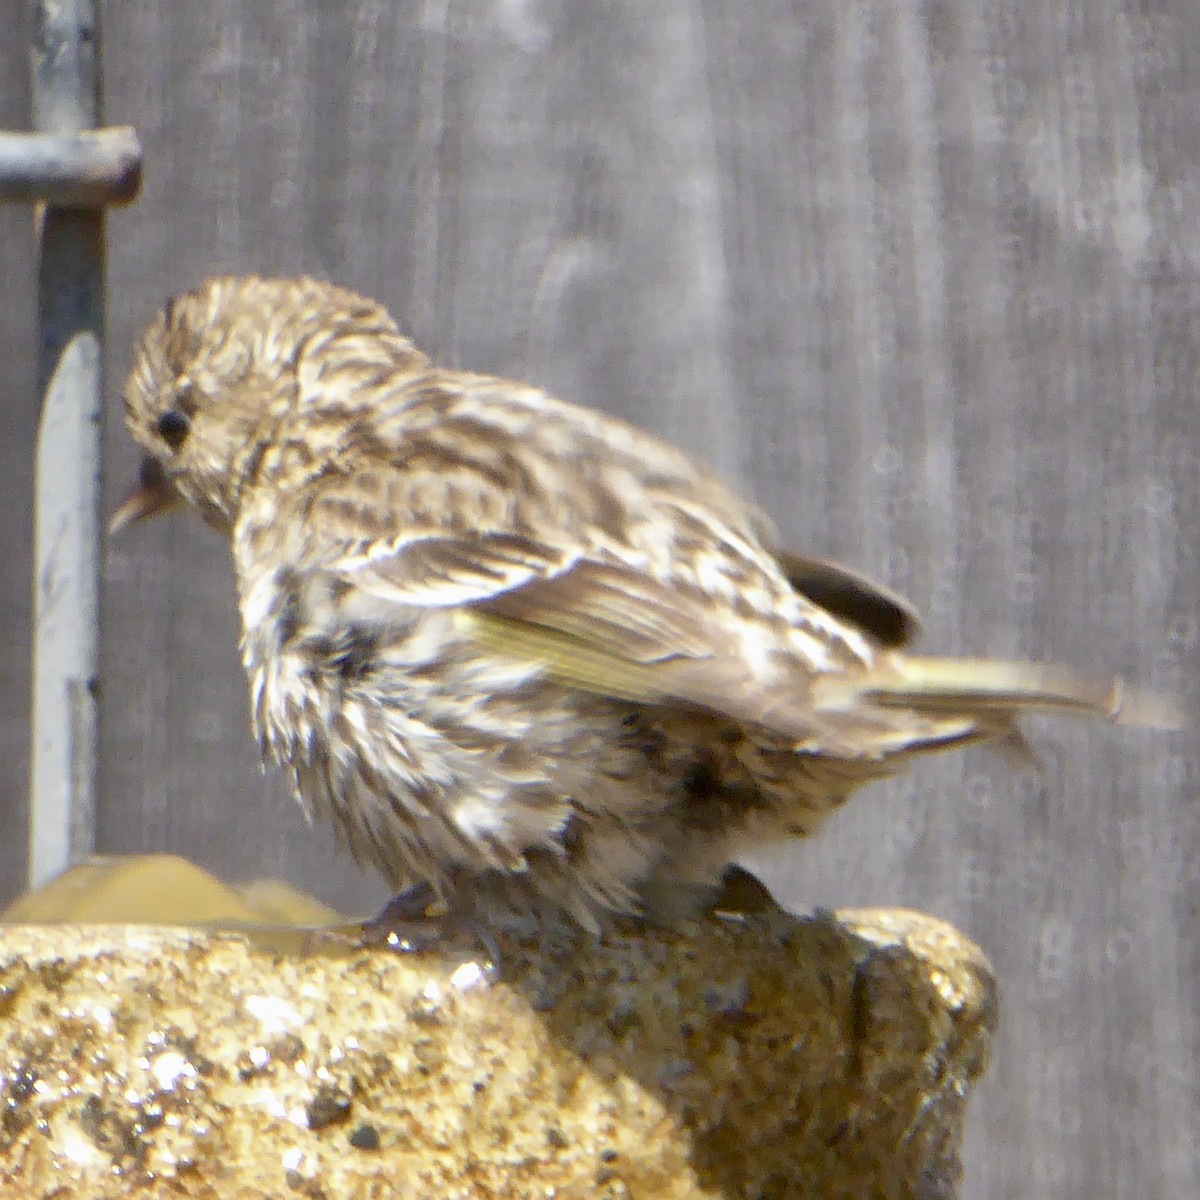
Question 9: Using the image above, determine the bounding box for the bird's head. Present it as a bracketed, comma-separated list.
[112, 275, 427, 535]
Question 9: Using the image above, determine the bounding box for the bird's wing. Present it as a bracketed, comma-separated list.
[235, 386, 879, 745]
[236, 374, 1178, 763]
[774, 552, 923, 648]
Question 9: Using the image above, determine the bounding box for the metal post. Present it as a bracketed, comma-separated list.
[0, 128, 141, 207]
[27, 0, 106, 888]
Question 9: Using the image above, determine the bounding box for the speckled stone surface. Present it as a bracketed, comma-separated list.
[0, 871, 996, 1198]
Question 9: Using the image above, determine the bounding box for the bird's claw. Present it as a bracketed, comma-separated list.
[360, 883, 503, 969]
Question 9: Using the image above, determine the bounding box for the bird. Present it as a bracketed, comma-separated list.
[111, 274, 1178, 935]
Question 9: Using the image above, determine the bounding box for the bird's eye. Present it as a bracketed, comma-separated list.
[155, 408, 191, 450]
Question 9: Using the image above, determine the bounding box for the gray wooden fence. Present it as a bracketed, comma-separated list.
[1, 3, 1196, 1198]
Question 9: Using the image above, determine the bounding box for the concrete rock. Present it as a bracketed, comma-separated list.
[0, 861, 996, 1198]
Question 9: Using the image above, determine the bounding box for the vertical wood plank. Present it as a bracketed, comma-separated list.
[2, 2, 1195, 1197]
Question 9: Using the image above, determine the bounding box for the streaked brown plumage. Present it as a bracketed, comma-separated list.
[114, 275, 1177, 931]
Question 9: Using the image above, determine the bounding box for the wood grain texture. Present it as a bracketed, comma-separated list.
[2, 2, 1196, 1197]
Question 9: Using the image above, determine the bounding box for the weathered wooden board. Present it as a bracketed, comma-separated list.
[1, 3, 1195, 1197]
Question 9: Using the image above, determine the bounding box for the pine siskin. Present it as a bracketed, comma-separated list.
[112, 275, 1177, 932]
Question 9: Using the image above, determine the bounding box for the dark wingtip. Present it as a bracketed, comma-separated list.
[778, 553, 922, 648]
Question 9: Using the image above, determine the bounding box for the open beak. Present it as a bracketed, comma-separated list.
[108, 457, 184, 534]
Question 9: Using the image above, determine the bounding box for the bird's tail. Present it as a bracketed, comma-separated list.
[864, 656, 1181, 726]
[808, 654, 1182, 760]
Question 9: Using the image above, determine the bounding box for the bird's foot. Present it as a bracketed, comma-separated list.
[632, 865, 789, 933]
[360, 882, 503, 968]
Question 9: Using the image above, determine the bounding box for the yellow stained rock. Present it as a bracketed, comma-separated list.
[1, 855, 345, 927]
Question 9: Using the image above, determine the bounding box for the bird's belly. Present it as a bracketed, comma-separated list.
[243, 611, 666, 896]
[241, 607, 870, 920]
